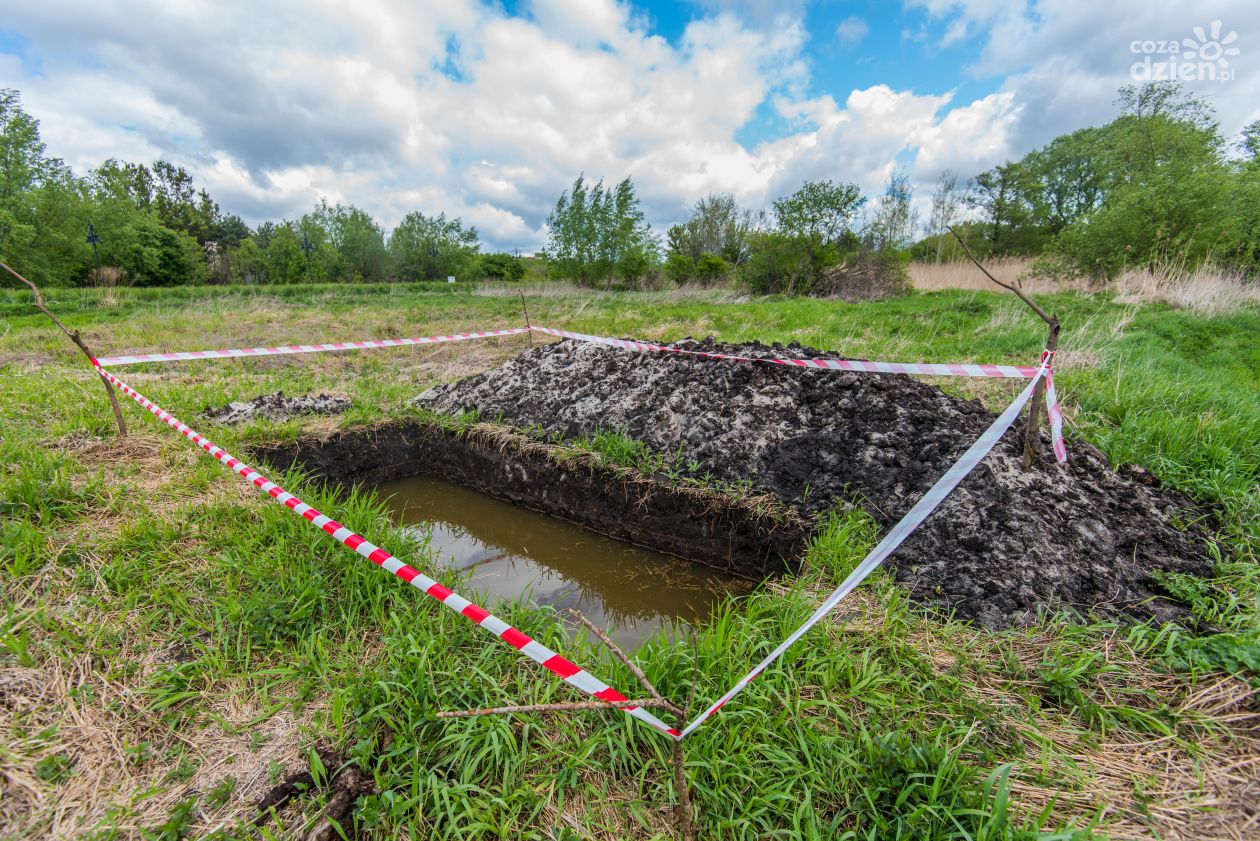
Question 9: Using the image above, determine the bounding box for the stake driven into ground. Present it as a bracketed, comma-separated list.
[1, 281, 1257, 840]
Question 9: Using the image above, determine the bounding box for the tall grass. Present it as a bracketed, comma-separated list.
[908, 259, 1074, 294]
[1113, 259, 1260, 315]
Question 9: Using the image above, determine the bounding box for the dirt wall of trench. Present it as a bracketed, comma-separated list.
[251, 422, 811, 580]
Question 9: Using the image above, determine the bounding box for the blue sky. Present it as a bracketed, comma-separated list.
[2, 1, 1257, 250]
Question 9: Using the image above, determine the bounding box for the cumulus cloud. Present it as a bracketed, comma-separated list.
[908, 0, 1260, 149]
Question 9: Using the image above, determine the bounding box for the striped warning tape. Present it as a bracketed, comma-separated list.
[94, 321, 1067, 463]
[530, 326, 1041, 378]
[94, 327, 531, 367]
[87, 321, 1068, 740]
[92, 364, 679, 738]
[679, 362, 1050, 737]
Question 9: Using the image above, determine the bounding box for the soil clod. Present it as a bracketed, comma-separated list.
[204, 391, 349, 424]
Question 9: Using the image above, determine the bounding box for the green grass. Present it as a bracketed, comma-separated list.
[0, 282, 1257, 839]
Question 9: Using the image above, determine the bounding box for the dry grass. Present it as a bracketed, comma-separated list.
[0, 652, 311, 839]
[912, 258, 1259, 316]
[1114, 262, 1260, 316]
[909, 259, 1081, 294]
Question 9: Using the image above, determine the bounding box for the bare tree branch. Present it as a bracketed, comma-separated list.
[519, 290, 533, 347]
[946, 227, 1058, 328]
[569, 608, 683, 717]
[1, 260, 128, 436]
[945, 228, 1060, 469]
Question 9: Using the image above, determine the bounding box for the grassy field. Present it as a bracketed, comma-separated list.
[1, 281, 1257, 840]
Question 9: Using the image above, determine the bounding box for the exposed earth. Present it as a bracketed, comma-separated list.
[414, 337, 1213, 628]
[204, 391, 349, 424]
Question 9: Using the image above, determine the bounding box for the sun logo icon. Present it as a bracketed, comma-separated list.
[1183, 20, 1240, 68]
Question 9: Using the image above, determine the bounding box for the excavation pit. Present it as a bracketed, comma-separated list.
[253, 421, 812, 645]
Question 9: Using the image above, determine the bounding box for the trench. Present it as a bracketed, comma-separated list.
[252, 420, 814, 647]
[377, 475, 754, 648]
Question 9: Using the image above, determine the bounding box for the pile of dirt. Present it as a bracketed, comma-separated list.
[204, 392, 349, 424]
[415, 337, 1212, 628]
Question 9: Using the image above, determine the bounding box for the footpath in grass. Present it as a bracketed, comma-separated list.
[1, 283, 1257, 839]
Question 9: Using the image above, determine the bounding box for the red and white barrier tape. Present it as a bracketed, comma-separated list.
[679, 362, 1051, 737]
[530, 326, 1041, 378]
[88, 320, 1070, 739]
[94, 328, 531, 367]
[95, 323, 1067, 463]
[92, 364, 679, 738]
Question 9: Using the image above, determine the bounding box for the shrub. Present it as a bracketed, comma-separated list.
[480, 252, 525, 281]
[664, 253, 695, 283]
[694, 252, 729, 285]
[815, 248, 910, 300]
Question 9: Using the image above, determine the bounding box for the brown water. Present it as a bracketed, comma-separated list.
[375, 475, 753, 649]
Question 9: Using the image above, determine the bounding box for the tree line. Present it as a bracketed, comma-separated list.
[3, 82, 1256, 294]
[0, 88, 522, 288]
[919, 83, 1260, 278]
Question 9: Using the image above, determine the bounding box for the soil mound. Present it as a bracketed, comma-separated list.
[205, 392, 349, 424]
[415, 337, 1212, 628]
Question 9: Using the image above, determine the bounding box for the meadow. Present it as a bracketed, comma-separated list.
[1, 278, 1257, 840]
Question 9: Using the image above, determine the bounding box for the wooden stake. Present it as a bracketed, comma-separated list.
[519, 290, 533, 347]
[946, 229, 1060, 469]
[1, 260, 128, 437]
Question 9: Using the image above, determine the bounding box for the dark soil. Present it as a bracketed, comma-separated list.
[255, 747, 374, 840]
[414, 337, 1213, 628]
[255, 422, 810, 579]
[205, 391, 349, 424]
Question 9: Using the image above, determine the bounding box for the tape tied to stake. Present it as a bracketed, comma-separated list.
[93, 363, 679, 738]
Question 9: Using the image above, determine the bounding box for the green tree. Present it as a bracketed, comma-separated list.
[868, 169, 917, 250]
[925, 170, 964, 262]
[112, 214, 208, 286]
[966, 162, 1040, 254]
[1238, 119, 1260, 160]
[666, 194, 758, 266]
[304, 200, 388, 281]
[261, 223, 307, 284]
[0, 88, 95, 285]
[93, 158, 220, 244]
[388, 211, 480, 281]
[546, 175, 656, 287]
[1042, 84, 1232, 278]
[745, 179, 864, 295]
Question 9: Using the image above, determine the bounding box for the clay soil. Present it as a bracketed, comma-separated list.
[415, 337, 1213, 628]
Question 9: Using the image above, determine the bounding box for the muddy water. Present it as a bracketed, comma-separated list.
[375, 475, 753, 649]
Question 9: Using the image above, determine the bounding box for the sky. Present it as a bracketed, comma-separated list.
[2, 0, 1258, 252]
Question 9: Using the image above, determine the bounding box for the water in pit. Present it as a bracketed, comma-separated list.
[375, 475, 754, 649]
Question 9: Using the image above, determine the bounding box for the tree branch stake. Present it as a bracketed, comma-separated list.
[946, 228, 1059, 469]
[1, 260, 128, 436]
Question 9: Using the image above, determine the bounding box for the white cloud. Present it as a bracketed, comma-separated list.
[835, 16, 870, 49]
[4, 0, 1253, 251]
